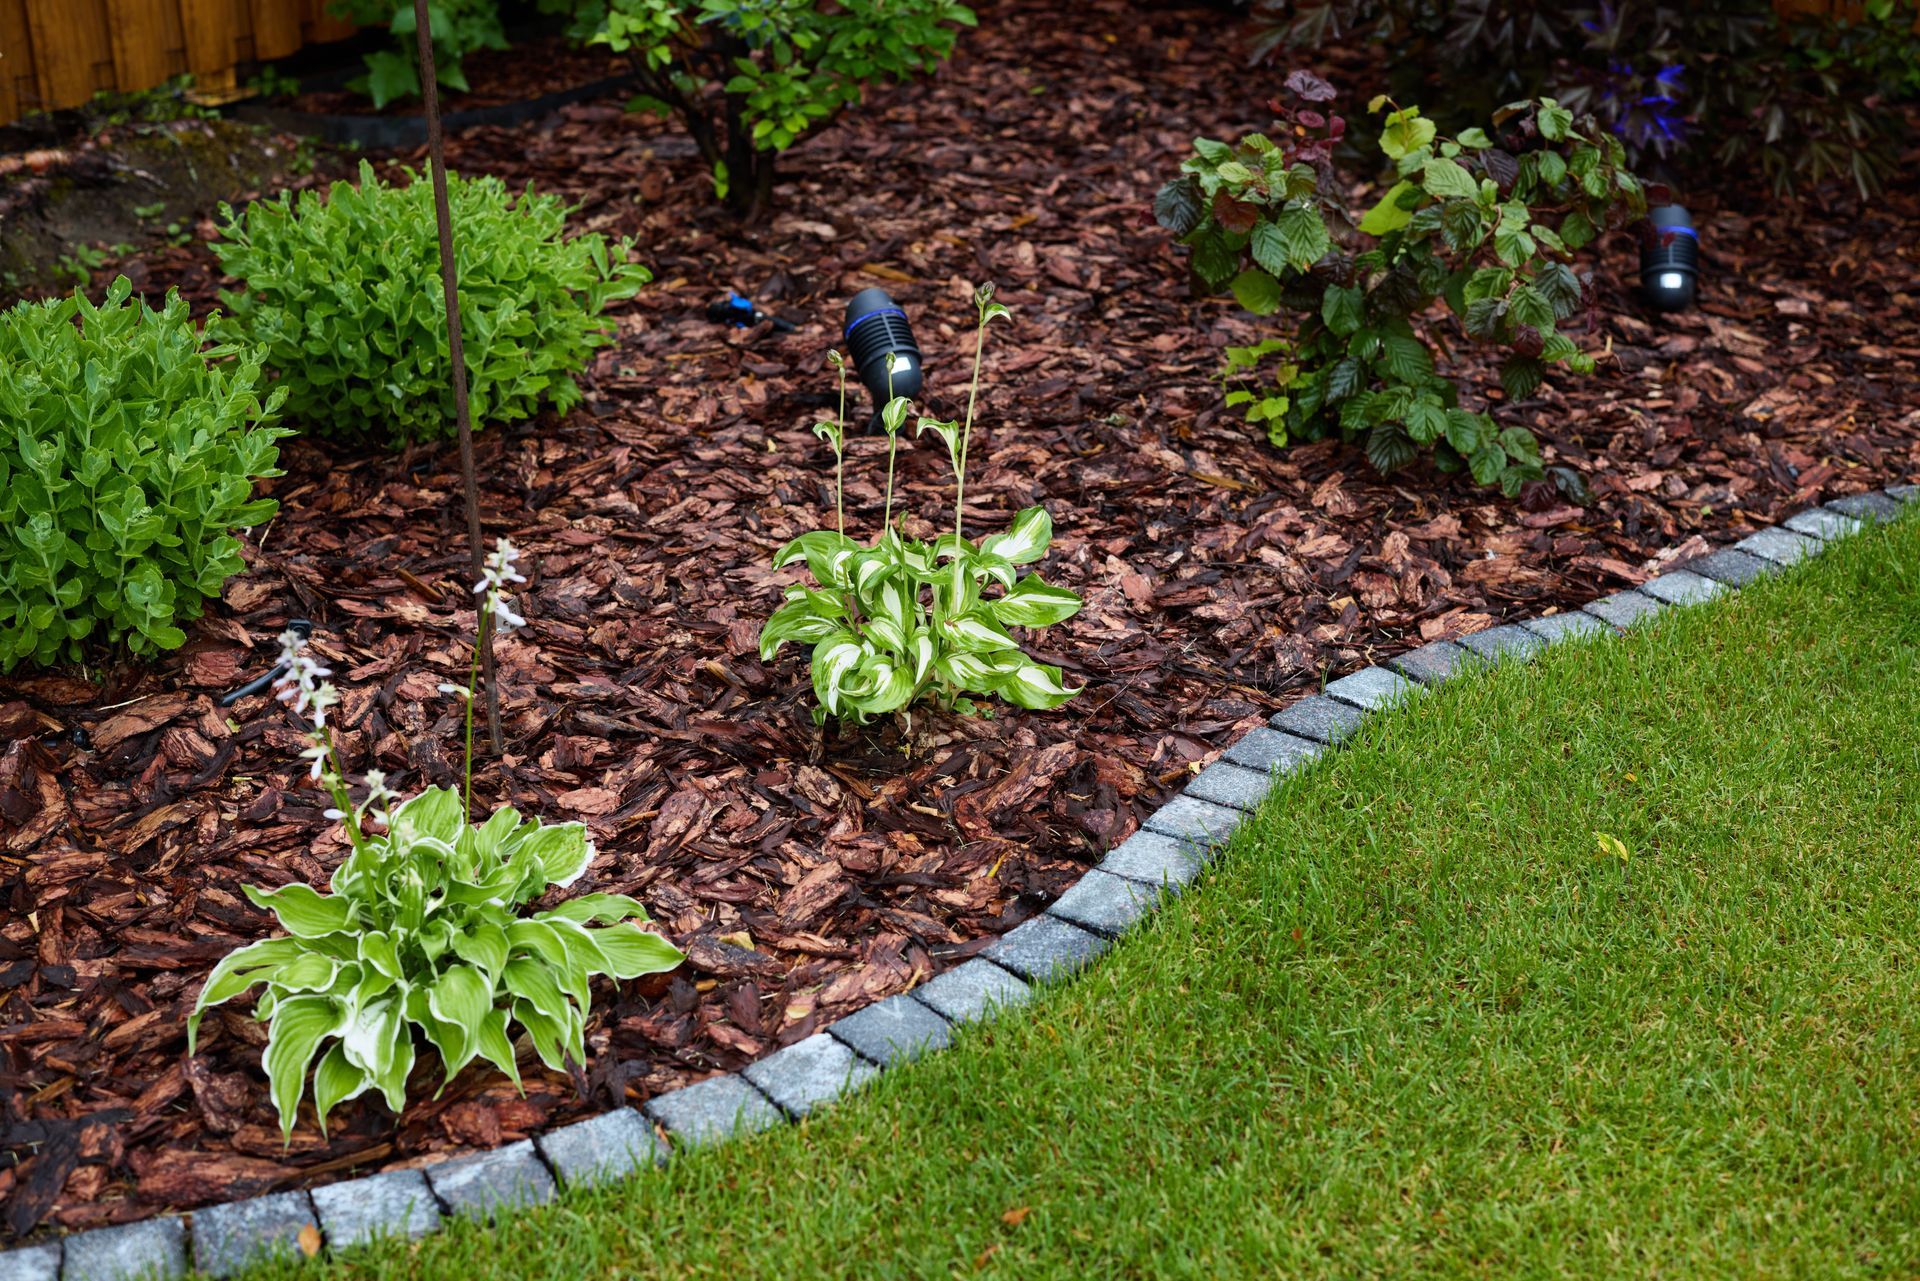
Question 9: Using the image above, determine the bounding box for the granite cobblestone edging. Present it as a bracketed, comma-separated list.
[4, 487, 1912, 1281]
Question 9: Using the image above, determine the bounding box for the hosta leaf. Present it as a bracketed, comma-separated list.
[772, 530, 859, 589]
[512, 997, 579, 1073]
[943, 611, 1019, 653]
[189, 937, 310, 1048]
[543, 892, 648, 926]
[312, 1043, 372, 1138]
[504, 956, 573, 1026]
[991, 576, 1085, 628]
[758, 594, 845, 659]
[587, 922, 686, 980]
[979, 506, 1053, 565]
[243, 882, 355, 939]
[263, 995, 341, 1139]
[390, 786, 464, 845]
[427, 964, 494, 1075]
[516, 821, 593, 890]
[995, 660, 1081, 710]
[473, 1007, 521, 1092]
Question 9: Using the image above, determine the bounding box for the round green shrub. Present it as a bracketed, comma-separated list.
[0, 277, 289, 671]
[210, 160, 650, 449]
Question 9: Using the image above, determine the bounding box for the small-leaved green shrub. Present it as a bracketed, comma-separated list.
[585, 0, 977, 218]
[191, 540, 684, 1138]
[759, 284, 1083, 721]
[0, 277, 287, 671]
[1156, 72, 1646, 498]
[211, 160, 649, 449]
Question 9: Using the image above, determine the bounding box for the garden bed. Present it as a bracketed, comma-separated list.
[4, 0, 1919, 1242]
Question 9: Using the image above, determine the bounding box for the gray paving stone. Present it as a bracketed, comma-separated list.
[1583, 590, 1664, 628]
[1826, 490, 1903, 522]
[191, 1191, 316, 1278]
[1733, 526, 1820, 566]
[1784, 507, 1863, 541]
[424, 1139, 557, 1221]
[62, 1218, 186, 1281]
[1521, 611, 1607, 644]
[828, 993, 952, 1067]
[1639, 569, 1724, 606]
[1097, 828, 1207, 888]
[1685, 548, 1770, 586]
[1455, 624, 1545, 663]
[536, 1108, 667, 1190]
[911, 958, 1031, 1025]
[982, 914, 1111, 984]
[1047, 868, 1168, 938]
[1888, 484, 1918, 504]
[310, 1168, 441, 1249]
[1269, 694, 1364, 745]
[1183, 760, 1274, 812]
[0, 1242, 58, 1281]
[743, 1033, 880, 1118]
[1141, 793, 1242, 845]
[1387, 640, 1469, 685]
[645, 1073, 785, 1147]
[1223, 726, 1322, 775]
[1322, 664, 1417, 710]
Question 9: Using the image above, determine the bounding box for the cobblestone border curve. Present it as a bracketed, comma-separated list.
[4, 485, 1913, 1281]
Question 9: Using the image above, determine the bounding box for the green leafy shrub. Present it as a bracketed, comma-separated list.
[1156, 73, 1646, 497]
[192, 542, 685, 1138]
[586, 0, 976, 218]
[0, 277, 287, 671]
[211, 160, 649, 449]
[1250, 0, 1920, 197]
[760, 285, 1083, 721]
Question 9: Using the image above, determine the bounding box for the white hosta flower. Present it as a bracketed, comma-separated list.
[484, 591, 527, 632]
[271, 628, 332, 720]
[437, 682, 473, 702]
[305, 682, 340, 731]
[474, 538, 528, 597]
[298, 740, 331, 782]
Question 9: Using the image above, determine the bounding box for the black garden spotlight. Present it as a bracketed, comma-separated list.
[1640, 204, 1699, 312]
[843, 287, 924, 429]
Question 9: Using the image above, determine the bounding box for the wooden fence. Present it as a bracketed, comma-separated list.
[0, 0, 357, 127]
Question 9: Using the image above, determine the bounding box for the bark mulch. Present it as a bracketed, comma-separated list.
[5, 0, 1919, 1242]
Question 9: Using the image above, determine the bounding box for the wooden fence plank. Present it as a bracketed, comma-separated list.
[177, 0, 238, 73]
[0, 0, 33, 121]
[249, 0, 301, 61]
[104, 0, 174, 94]
[23, 0, 112, 111]
[300, 0, 355, 44]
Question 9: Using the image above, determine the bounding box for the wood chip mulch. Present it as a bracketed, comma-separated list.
[4, 0, 1918, 1242]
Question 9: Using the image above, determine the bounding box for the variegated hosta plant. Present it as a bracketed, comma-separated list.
[191, 540, 685, 1140]
[760, 285, 1085, 722]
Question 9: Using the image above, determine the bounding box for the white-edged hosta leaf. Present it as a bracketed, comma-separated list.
[427, 964, 493, 1075]
[389, 786, 464, 845]
[865, 614, 908, 652]
[758, 594, 845, 659]
[517, 821, 592, 889]
[274, 950, 342, 993]
[996, 660, 1082, 709]
[357, 930, 401, 981]
[188, 937, 310, 1049]
[979, 506, 1053, 564]
[473, 1006, 521, 1092]
[879, 394, 911, 435]
[512, 997, 579, 1073]
[449, 918, 509, 983]
[811, 632, 868, 713]
[243, 881, 354, 939]
[772, 530, 859, 589]
[942, 611, 1018, 653]
[312, 1042, 373, 1138]
[543, 892, 648, 926]
[915, 415, 961, 470]
[588, 921, 686, 979]
[262, 995, 341, 1140]
[990, 575, 1084, 627]
[910, 632, 936, 684]
[340, 994, 404, 1081]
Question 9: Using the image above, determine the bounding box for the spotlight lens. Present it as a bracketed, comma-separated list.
[1658, 271, 1685, 290]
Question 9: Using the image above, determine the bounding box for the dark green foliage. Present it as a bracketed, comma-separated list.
[586, 0, 976, 218]
[211, 161, 649, 450]
[1251, 0, 1920, 197]
[1158, 73, 1644, 496]
[0, 278, 288, 670]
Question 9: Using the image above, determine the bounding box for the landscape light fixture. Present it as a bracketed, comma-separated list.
[843, 287, 924, 429]
[1640, 204, 1698, 313]
[706, 290, 798, 333]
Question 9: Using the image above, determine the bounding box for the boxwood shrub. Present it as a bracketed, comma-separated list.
[211, 161, 649, 449]
[0, 278, 288, 670]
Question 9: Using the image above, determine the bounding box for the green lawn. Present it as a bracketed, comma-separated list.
[260, 513, 1920, 1280]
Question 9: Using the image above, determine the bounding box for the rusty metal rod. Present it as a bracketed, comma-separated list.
[411, 0, 503, 755]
